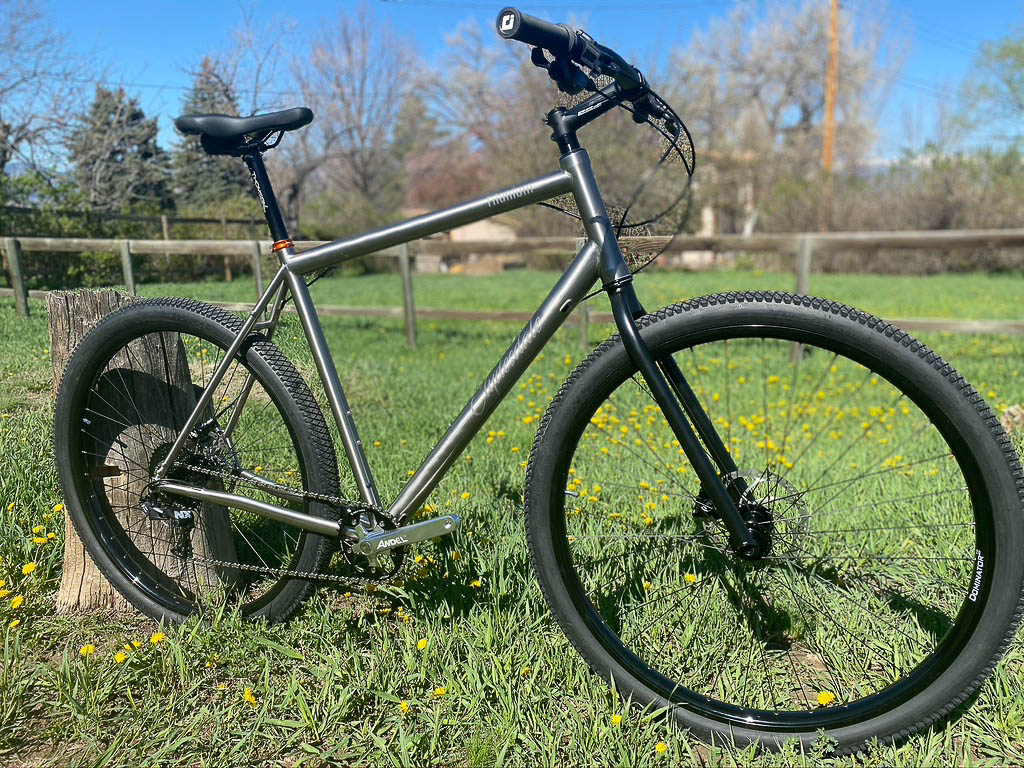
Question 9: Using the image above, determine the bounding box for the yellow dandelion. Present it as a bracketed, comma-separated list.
[150, 631, 166, 645]
[399, 700, 410, 714]
[684, 573, 697, 584]
[451, 551, 461, 561]
[8, 619, 19, 629]
[434, 686, 447, 697]
[31, 525, 44, 534]
[244, 688, 258, 706]
[417, 638, 429, 651]
[655, 742, 668, 754]
[31, 537, 47, 546]
[460, 492, 471, 500]
[470, 579, 482, 588]
[9, 596, 24, 610]
[817, 691, 836, 707]
[130, 640, 142, 649]
[21, 563, 36, 576]
[53, 503, 64, 513]
[611, 714, 622, 726]
[115, 651, 128, 664]
[80, 644, 96, 658]
[47, 532, 56, 540]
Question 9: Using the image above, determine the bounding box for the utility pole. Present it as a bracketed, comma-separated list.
[821, 0, 840, 230]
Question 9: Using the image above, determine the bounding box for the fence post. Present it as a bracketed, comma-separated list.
[160, 214, 170, 241]
[398, 242, 417, 348]
[120, 240, 136, 296]
[795, 235, 813, 295]
[250, 241, 263, 301]
[792, 235, 813, 362]
[4, 237, 29, 318]
[576, 237, 589, 353]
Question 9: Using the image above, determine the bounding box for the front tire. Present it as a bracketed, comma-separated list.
[525, 292, 1024, 753]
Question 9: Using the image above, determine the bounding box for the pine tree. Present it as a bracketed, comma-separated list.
[66, 86, 170, 212]
[171, 58, 253, 210]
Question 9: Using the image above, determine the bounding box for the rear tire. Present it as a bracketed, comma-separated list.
[525, 292, 1024, 753]
[54, 298, 341, 624]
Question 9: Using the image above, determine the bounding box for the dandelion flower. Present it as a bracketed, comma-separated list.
[244, 688, 258, 706]
[521, 666, 531, 676]
[451, 551, 461, 561]
[47, 532, 55, 540]
[611, 714, 622, 726]
[433, 686, 447, 697]
[32, 525, 44, 534]
[115, 651, 128, 664]
[460, 492, 471, 500]
[80, 644, 96, 658]
[817, 691, 836, 707]
[684, 573, 697, 584]
[150, 631, 166, 645]
[21, 563, 36, 576]
[9, 596, 23, 610]
[417, 638, 428, 651]
[53, 503, 64, 513]
[399, 700, 410, 714]
[470, 580, 482, 588]
[0, 590, 9, 599]
[32, 537, 47, 546]
[130, 640, 142, 649]
[655, 742, 668, 754]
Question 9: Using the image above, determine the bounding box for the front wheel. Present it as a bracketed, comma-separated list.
[525, 292, 1024, 753]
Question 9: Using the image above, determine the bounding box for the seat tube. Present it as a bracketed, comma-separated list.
[281, 256, 383, 508]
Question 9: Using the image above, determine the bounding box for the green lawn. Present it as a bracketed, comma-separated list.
[1, 271, 1023, 766]
[137, 267, 1024, 322]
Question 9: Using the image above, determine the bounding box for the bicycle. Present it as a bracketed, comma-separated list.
[53, 7, 1024, 754]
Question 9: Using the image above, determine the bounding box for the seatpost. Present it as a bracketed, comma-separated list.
[243, 152, 291, 247]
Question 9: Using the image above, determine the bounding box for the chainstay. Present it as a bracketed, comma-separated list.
[168, 457, 406, 586]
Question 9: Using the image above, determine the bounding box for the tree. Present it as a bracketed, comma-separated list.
[288, 3, 418, 235]
[666, 2, 895, 233]
[67, 86, 170, 212]
[0, 0, 86, 177]
[962, 25, 1024, 142]
[171, 58, 253, 211]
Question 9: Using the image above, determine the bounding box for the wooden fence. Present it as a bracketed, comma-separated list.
[4, 230, 1024, 349]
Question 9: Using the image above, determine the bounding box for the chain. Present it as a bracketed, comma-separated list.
[165, 455, 406, 587]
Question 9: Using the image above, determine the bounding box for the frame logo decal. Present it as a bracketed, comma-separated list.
[500, 13, 515, 32]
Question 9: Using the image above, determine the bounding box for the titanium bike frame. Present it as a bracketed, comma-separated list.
[153, 141, 759, 554]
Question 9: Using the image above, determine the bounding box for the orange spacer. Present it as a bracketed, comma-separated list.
[271, 239, 294, 253]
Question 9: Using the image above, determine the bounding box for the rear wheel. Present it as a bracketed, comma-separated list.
[54, 298, 341, 624]
[525, 292, 1024, 752]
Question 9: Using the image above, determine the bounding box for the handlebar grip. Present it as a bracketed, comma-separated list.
[496, 7, 573, 58]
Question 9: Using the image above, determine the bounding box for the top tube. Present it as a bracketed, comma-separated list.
[285, 171, 573, 276]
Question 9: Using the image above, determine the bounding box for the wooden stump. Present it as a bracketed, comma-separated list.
[48, 289, 237, 614]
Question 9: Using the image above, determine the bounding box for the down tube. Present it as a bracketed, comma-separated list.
[387, 241, 601, 520]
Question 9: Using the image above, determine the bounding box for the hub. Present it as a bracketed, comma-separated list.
[693, 469, 809, 563]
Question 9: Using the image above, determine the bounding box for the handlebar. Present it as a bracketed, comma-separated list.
[496, 7, 574, 57]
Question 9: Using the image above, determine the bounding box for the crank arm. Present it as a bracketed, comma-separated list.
[351, 514, 462, 556]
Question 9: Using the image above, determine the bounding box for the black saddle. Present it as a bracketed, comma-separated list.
[174, 107, 313, 156]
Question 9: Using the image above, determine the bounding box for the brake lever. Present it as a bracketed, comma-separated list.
[531, 46, 595, 95]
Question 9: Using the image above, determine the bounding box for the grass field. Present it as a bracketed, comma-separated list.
[1, 270, 1023, 766]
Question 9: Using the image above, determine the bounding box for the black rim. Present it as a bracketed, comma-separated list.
[547, 323, 994, 731]
[65, 317, 318, 617]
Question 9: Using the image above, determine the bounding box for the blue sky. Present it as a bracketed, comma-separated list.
[52, 0, 1023, 157]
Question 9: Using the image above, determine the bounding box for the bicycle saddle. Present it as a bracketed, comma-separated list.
[174, 107, 313, 155]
